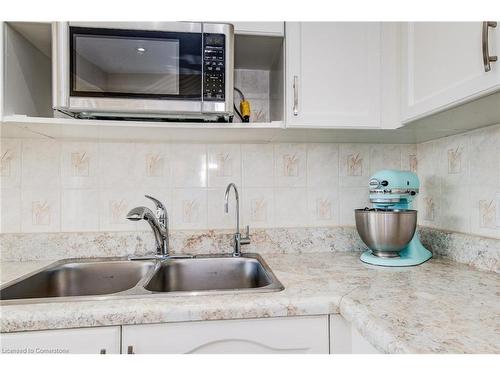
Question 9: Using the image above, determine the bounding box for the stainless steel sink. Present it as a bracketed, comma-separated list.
[145, 254, 282, 294]
[0, 254, 283, 304]
[0, 258, 155, 301]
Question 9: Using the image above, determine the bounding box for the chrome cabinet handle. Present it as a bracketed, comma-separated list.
[100, 349, 106, 354]
[293, 75, 299, 116]
[482, 21, 498, 72]
[127, 345, 134, 354]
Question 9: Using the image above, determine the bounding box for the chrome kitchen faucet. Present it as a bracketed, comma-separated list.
[126, 195, 170, 259]
[224, 183, 250, 256]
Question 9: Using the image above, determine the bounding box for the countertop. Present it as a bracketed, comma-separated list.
[1, 253, 499, 354]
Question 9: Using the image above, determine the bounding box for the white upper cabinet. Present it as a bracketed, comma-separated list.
[401, 22, 500, 122]
[285, 22, 381, 128]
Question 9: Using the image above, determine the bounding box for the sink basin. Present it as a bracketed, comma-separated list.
[0, 254, 283, 304]
[145, 254, 283, 294]
[0, 259, 155, 301]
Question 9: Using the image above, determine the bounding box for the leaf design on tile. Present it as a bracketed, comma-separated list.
[216, 152, 233, 177]
[347, 153, 363, 176]
[182, 200, 199, 223]
[409, 154, 418, 173]
[447, 146, 463, 174]
[109, 199, 127, 224]
[479, 200, 496, 228]
[316, 198, 332, 220]
[283, 153, 299, 177]
[423, 197, 435, 221]
[146, 153, 164, 177]
[251, 198, 267, 222]
[32, 201, 51, 225]
[253, 108, 267, 123]
[0, 149, 13, 176]
[71, 152, 90, 177]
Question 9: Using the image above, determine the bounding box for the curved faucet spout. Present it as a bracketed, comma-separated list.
[224, 183, 239, 234]
[126, 206, 154, 222]
[224, 183, 250, 256]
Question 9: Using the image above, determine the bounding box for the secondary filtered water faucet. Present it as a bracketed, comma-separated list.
[126, 195, 169, 259]
[224, 183, 250, 256]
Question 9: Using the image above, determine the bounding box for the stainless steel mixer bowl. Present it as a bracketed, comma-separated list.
[354, 209, 417, 258]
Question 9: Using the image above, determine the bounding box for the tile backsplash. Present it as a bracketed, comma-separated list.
[1, 139, 417, 233]
[417, 124, 500, 239]
[1, 124, 498, 240]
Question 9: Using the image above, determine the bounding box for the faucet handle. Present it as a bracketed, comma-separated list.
[240, 225, 251, 246]
[145, 195, 165, 211]
[144, 195, 167, 225]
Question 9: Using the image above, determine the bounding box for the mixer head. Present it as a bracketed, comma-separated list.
[368, 170, 419, 209]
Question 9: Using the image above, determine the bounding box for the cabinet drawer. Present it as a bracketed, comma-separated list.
[123, 315, 329, 354]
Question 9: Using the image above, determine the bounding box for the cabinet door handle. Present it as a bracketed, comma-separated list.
[482, 21, 498, 72]
[100, 349, 106, 354]
[293, 75, 299, 116]
[127, 345, 135, 354]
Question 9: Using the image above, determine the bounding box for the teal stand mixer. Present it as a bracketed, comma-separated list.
[355, 170, 432, 267]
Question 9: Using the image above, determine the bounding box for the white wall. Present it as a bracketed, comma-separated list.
[3, 24, 52, 118]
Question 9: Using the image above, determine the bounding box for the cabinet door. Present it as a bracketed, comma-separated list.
[329, 315, 380, 354]
[0, 326, 121, 354]
[285, 22, 381, 128]
[401, 22, 500, 122]
[122, 316, 329, 354]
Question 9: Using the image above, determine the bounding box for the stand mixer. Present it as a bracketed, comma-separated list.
[355, 169, 432, 267]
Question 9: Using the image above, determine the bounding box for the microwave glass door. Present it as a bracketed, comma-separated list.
[70, 27, 202, 99]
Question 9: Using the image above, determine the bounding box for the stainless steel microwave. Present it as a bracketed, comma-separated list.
[52, 22, 234, 121]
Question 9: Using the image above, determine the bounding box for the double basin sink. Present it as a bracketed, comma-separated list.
[0, 254, 284, 304]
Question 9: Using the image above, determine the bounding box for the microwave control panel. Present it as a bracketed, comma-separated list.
[203, 34, 225, 101]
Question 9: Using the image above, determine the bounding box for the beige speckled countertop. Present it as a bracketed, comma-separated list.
[1, 253, 499, 354]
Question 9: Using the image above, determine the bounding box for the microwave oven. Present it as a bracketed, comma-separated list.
[52, 22, 234, 121]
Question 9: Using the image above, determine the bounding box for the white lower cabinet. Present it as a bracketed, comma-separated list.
[0, 326, 120, 354]
[329, 315, 380, 354]
[122, 315, 329, 354]
[1, 315, 381, 354]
